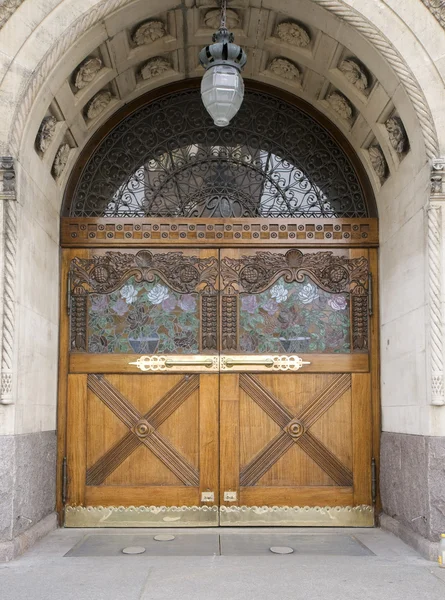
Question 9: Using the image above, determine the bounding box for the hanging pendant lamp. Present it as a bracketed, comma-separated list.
[199, 0, 247, 127]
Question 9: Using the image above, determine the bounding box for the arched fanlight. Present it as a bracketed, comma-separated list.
[199, 0, 247, 127]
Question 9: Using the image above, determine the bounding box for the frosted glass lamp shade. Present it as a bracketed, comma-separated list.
[201, 64, 244, 127]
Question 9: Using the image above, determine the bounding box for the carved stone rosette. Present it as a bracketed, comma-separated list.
[69, 250, 218, 353]
[0, 157, 16, 405]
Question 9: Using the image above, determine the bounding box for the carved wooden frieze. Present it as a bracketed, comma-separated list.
[71, 250, 218, 295]
[221, 249, 368, 294]
[62, 218, 378, 247]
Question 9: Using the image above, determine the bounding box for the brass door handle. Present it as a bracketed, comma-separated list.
[222, 357, 274, 367]
[165, 358, 215, 367]
[129, 355, 219, 371]
[220, 355, 311, 371]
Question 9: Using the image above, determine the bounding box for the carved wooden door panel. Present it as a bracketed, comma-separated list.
[64, 248, 219, 526]
[219, 248, 374, 526]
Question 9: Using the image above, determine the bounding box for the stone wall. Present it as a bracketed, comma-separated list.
[381, 432, 445, 542]
[0, 431, 56, 560]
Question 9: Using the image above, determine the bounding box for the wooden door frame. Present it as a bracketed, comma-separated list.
[56, 225, 380, 523]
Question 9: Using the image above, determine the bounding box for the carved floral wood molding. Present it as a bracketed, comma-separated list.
[70, 250, 218, 295]
[221, 249, 368, 294]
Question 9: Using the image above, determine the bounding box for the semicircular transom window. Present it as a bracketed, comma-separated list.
[67, 88, 371, 218]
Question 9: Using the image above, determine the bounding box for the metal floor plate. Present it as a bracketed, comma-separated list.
[65, 533, 374, 557]
[220, 534, 374, 556]
[64, 533, 220, 557]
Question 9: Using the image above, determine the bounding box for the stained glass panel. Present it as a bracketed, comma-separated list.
[239, 276, 350, 354]
[87, 276, 200, 354]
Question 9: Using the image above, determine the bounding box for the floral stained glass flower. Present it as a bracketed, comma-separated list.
[121, 284, 138, 304]
[179, 294, 197, 312]
[162, 296, 177, 312]
[270, 283, 288, 303]
[298, 283, 319, 304]
[90, 295, 108, 312]
[241, 295, 258, 314]
[111, 298, 129, 316]
[328, 295, 347, 311]
[147, 284, 169, 304]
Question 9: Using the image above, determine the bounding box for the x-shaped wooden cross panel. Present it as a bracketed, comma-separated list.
[86, 374, 199, 486]
[239, 374, 353, 487]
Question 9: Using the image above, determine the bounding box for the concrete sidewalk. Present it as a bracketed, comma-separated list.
[0, 527, 444, 600]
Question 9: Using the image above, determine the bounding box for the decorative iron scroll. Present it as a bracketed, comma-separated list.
[67, 89, 370, 219]
[70, 250, 218, 352]
[221, 250, 369, 353]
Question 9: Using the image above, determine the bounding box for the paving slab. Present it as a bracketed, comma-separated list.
[0, 527, 443, 600]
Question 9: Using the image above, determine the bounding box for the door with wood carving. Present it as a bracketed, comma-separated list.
[63, 248, 220, 526]
[62, 244, 375, 527]
[218, 248, 374, 526]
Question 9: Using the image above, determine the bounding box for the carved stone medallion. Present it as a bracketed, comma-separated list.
[74, 57, 103, 90]
[86, 91, 112, 120]
[275, 21, 310, 47]
[140, 57, 171, 81]
[52, 143, 70, 178]
[204, 8, 240, 30]
[339, 58, 368, 92]
[36, 116, 57, 153]
[268, 58, 301, 82]
[132, 20, 166, 46]
[368, 145, 387, 179]
[326, 92, 353, 120]
[385, 116, 408, 154]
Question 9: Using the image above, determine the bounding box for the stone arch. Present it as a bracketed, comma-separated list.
[1, 0, 445, 559]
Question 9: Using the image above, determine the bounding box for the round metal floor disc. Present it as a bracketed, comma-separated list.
[269, 546, 294, 554]
[154, 534, 175, 542]
[122, 546, 146, 554]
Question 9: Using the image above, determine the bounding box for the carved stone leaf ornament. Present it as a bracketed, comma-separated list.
[275, 21, 310, 47]
[52, 143, 71, 178]
[132, 20, 166, 46]
[326, 92, 353, 120]
[339, 58, 368, 92]
[385, 116, 408, 154]
[140, 57, 171, 81]
[204, 8, 240, 29]
[268, 58, 301, 82]
[368, 145, 388, 179]
[0, 0, 23, 29]
[36, 116, 57, 153]
[86, 91, 112, 120]
[74, 57, 103, 90]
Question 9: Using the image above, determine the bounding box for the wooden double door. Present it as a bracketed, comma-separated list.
[62, 245, 376, 527]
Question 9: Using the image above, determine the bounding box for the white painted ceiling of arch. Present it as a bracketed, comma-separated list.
[35, 0, 418, 191]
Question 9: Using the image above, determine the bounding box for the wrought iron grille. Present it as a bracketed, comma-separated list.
[67, 88, 370, 218]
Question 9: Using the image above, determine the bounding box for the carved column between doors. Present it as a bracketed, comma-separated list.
[429, 158, 445, 405]
[0, 157, 16, 405]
